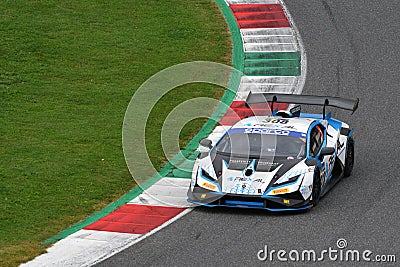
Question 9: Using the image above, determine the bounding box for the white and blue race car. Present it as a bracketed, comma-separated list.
[188, 93, 359, 211]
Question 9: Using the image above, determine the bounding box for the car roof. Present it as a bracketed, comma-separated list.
[231, 115, 317, 135]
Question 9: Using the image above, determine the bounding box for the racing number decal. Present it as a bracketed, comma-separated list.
[262, 118, 289, 124]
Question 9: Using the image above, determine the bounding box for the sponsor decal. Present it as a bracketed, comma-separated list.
[250, 123, 275, 127]
[229, 159, 251, 164]
[229, 159, 278, 167]
[253, 178, 263, 183]
[300, 185, 312, 195]
[283, 199, 290, 204]
[228, 128, 306, 138]
[272, 188, 289, 194]
[202, 182, 217, 191]
[244, 123, 295, 129]
[225, 183, 258, 195]
[200, 194, 206, 199]
[281, 125, 296, 129]
[235, 177, 247, 182]
[258, 189, 262, 194]
[244, 128, 291, 135]
[258, 161, 279, 167]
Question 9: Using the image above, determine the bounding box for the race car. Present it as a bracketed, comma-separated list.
[187, 93, 359, 211]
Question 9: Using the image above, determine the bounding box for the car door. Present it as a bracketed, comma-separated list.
[308, 124, 331, 187]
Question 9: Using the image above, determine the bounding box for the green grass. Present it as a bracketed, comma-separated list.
[0, 0, 230, 265]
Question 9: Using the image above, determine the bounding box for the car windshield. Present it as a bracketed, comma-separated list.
[215, 133, 306, 158]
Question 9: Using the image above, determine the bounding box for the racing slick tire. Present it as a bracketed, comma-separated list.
[311, 169, 322, 207]
[344, 138, 354, 177]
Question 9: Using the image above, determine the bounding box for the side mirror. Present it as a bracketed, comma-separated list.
[319, 147, 335, 158]
[199, 138, 212, 149]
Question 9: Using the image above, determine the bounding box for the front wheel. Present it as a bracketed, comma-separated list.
[344, 138, 354, 177]
[311, 170, 322, 207]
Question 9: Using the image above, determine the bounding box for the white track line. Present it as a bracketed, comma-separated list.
[86, 208, 193, 267]
[279, 0, 307, 95]
[20, 230, 141, 267]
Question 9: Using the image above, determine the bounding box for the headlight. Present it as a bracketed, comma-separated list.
[197, 168, 219, 192]
[200, 168, 216, 180]
[275, 174, 301, 185]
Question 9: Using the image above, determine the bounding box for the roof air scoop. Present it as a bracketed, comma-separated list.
[275, 104, 301, 118]
[245, 168, 253, 177]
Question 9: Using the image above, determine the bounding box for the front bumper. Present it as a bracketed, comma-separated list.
[188, 187, 311, 212]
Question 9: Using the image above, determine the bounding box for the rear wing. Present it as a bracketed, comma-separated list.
[246, 92, 359, 118]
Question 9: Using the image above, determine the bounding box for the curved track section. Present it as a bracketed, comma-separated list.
[23, 0, 306, 266]
[220, 0, 306, 126]
[98, 0, 400, 266]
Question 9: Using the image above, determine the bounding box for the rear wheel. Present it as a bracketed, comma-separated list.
[311, 170, 322, 207]
[344, 138, 354, 177]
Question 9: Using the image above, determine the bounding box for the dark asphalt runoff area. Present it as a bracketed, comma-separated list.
[98, 1, 400, 266]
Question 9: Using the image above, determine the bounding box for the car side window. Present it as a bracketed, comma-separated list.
[309, 125, 324, 157]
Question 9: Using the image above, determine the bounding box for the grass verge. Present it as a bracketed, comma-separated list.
[0, 0, 230, 265]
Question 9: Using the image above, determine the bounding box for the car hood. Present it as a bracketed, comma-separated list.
[204, 152, 304, 195]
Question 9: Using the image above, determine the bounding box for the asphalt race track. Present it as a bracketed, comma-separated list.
[97, 1, 400, 265]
